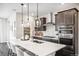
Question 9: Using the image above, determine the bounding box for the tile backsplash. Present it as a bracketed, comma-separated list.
[43, 25, 58, 37]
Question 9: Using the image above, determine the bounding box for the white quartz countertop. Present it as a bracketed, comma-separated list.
[11, 39, 66, 56]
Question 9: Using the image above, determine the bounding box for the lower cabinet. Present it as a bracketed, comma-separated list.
[55, 46, 75, 56]
[35, 26, 46, 31]
[55, 38, 75, 56]
[43, 39, 58, 43]
[33, 36, 58, 43]
[59, 38, 72, 45]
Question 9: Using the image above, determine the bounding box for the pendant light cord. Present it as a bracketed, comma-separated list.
[21, 3, 24, 24]
[37, 3, 38, 19]
[27, 3, 29, 20]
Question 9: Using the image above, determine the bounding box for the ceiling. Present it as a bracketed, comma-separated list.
[0, 3, 79, 19]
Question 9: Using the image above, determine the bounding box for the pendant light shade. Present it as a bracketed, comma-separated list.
[36, 3, 41, 27]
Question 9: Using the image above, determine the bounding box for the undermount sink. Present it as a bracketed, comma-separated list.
[33, 40, 44, 44]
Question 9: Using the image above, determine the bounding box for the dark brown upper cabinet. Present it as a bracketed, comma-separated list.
[40, 17, 46, 25]
[55, 8, 78, 30]
[64, 10, 75, 25]
[55, 8, 78, 26]
[56, 12, 65, 25]
[35, 17, 46, 31]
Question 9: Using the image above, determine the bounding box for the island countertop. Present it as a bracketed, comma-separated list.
[11, 39, 66, 56]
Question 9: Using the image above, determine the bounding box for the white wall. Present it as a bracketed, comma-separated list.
[8, 11, 16, 42]
[0, 18, 9, 43]
[29, 16, 35, 41]
[16, 13, 23, 39]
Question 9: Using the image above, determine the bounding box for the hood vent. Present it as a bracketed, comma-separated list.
[46, 12, 55, 25]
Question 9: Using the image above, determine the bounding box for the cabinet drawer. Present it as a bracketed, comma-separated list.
[59, 38, 72, 45]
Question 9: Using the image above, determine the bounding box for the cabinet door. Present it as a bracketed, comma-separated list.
[40, 17, 46, 31]
[40, 17, 46, 24]
[64, 10, 74, 25]
[56, 12, 65, 25]
[55, 13, 64, 31]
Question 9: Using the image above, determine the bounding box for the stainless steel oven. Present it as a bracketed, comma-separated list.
[58, 25, 74, 45]
[58, 25, 73, 39]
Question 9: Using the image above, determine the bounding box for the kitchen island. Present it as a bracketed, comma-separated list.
[11, 39, 66, 56]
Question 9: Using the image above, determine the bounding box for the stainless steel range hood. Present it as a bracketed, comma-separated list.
[46, 12, 55, 25]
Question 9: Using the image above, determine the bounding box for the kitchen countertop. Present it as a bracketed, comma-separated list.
[11, 39, 66, 56]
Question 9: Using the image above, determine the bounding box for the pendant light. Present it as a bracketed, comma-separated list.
[21, 3, 25, 40]
[36, 3, 40, 27]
